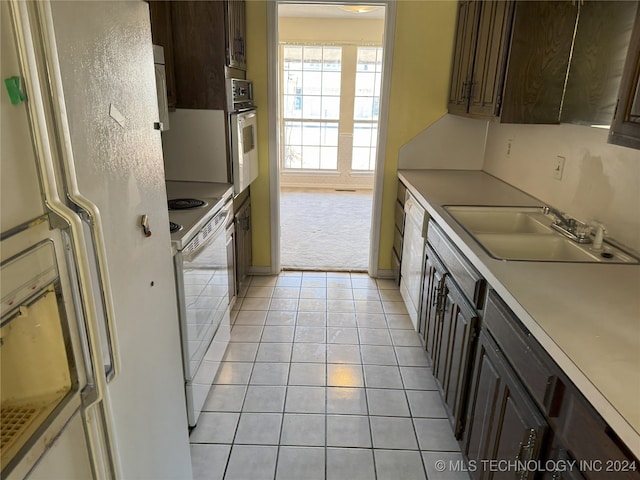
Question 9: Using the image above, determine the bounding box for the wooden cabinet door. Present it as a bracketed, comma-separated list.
[467, 0, 514, 117]
[448, 1, 481, 115]
[234, 197, 252, 295]
[419, 247, 446, 363]
[435, 277, 478, 438]
[148, 1, 177, 110]
[610, 6, 640, 149]
[170, 1, 227, 110]
[541, 436, 586, 480]
[561, 1, 638, 127]
[464, 329, 548, 480]
[500, 1, 577, 124]
[225, 0, 247, 70]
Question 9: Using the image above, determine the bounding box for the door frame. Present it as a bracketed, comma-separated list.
[267, 0, 397, 276]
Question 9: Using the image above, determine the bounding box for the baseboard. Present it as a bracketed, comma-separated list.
[280, 183, 374, 192]
[249, 266, 276, 275]
[375, 269, 395, 279]
[248, 266, 397, 279]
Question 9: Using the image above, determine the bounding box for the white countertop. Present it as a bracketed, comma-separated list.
[398, 169, 640, 457]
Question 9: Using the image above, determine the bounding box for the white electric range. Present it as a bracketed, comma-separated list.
[166, 181, 234, 251]
[165, 181, 234, 427]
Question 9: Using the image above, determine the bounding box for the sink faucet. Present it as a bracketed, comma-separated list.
[591, 221, 607, 250]
[542, 206, 592, 244]
[542, 206, 568, 225]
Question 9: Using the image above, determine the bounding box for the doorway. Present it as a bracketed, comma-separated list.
[274, 3, 391, 272]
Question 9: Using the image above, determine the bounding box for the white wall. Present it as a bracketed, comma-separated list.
[483, 122, 640, 253]
[398, 114, 487, 170]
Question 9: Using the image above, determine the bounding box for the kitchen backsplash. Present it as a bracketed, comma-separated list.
[399, 114, 640, 254]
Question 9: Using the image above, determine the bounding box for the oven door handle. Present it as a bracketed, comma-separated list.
[182, 209, 230, 263]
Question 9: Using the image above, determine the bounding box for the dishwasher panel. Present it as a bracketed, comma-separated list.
[400, 192, 429, 331]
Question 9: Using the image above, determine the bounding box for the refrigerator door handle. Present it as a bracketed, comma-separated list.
[10, 2, 122, 477]
[35, 0, 121, 385]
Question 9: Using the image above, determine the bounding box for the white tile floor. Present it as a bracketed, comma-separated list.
[190, 272, 470, 480]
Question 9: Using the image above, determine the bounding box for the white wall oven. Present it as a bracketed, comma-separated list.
[161, 78, 258, 197]
[229, 106, 258, 195]
[227, 78, 258, 195]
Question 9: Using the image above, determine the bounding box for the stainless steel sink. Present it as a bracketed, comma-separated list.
[443, 206, 551, 234]
[443, 206, 638, 264]
[473, 233, 603, 262]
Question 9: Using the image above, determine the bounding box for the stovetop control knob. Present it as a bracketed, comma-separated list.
[140, 214, 152, 237]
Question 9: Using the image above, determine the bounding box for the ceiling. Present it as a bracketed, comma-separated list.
[278, 4, 386, 20]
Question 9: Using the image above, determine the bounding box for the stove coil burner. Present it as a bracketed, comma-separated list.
[168, 198, 206, 210]
[169, 222, 182, 234]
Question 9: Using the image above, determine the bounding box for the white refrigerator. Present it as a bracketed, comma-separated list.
[1, 1, 192, 478]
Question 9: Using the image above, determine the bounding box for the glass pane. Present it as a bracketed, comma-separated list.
[355, 73, 375, 96]
[302, 96, 321, 119]
[320, 123, 339, 146]
[283, 94, 302, 118]
[370, 125, 378, 145]
[302, 146, 320, 168]
[302, 71, 322, 95]
[353, 124, 373, 147]
[321, 96, 340, 119]
[284, 121, 302, 145]
[284, 70, 303, 94]
[320, 147, 338, 169]
[302, 122, 321, 145]
[352, 147, 371, 169]
[374, 72, 382, 96]
[284, 145, 302, 168]
[322, 71, 341, 96]
[283, 46, 303, 69]
[323, 47, 342, 71]
[357, 48, 376, 70]
[354, 97, 374, 120]
[303, 47, 323, 70]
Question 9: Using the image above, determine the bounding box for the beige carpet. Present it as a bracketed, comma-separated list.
[280, 188, 373, 271]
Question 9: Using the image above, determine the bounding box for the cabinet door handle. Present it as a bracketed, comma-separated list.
[516, 428, 537, 479]
[432, 285, 442, 307]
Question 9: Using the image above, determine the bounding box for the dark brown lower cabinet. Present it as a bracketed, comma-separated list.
[418, 246, 446, 359]
[234, 197, 252, 295]
[551, 388, 640, 480]
[541, 435, 586, 480]
[434, 276, 478, 438]
[464, 329, 548, 480]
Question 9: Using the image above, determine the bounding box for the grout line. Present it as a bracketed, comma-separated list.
[194, 272, 459, 479]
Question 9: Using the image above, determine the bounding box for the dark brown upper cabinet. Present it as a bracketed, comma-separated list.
[448, 1, 639, 125]
[148, 1, 177, 110]
[562, 1, 638, 127]
[225, 0, 247, 71]
[500, 1, 577, 124]
[448, 0, 514, 118]
[149, 1, 247, 111]
[170, 1, 227, 110]
[609, 6, 640, 149]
